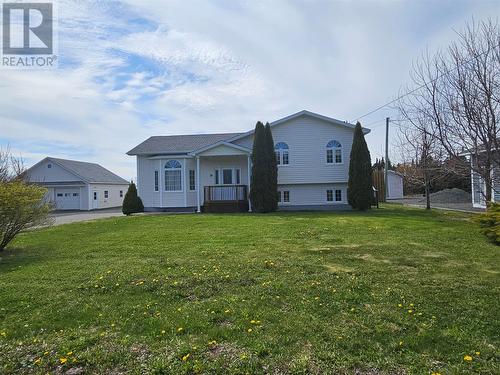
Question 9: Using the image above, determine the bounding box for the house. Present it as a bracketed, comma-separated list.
[470, 162, 500, 209]
[25, 157, 130, 210]
[127, 110, 370, 212]
[386, 170, 404, 199]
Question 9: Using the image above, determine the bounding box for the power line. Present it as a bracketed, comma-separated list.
[351, 42, 500, 123]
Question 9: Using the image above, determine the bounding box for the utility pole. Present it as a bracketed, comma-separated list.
[384, 117, 390, 201]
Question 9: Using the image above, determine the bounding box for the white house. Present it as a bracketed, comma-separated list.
[127, 110, 371, 212]
[25, 157, 130, 210]
[386, 170, 404, 199]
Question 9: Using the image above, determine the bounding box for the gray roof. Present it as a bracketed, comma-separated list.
[47, 157, 129, 184]
[127, 133, 243, 155]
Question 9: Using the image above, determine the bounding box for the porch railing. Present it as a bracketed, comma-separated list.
[204, 185, 247, 202]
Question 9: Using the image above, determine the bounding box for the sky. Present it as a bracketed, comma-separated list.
[1, 0, 498, 180]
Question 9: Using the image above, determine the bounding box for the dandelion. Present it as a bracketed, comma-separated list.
[67, 351, 73, 356]
[399, 341, 403, 346]
[475, 351, 480, 355]
[111, 323, 116, 327]
[463, 355, 473, 361]
[60, 357, 68, 364]
[161, 330, 166, 334]
[224, 309, 230, 313]
[408, 310, 413, 314]
[208, 340, 217, 346]
[177, 327, 183, 332]
[43, 351, 49, 356]
[431, 372, 442, 375]
[398, 304, 403, 307]
[34, 358, 42, 365]
[247, 328, 252, 333]
[182, 353, 190, 361]
[0, 332, 5, 337]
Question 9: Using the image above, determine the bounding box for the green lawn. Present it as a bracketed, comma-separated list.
[0, 205, 498, 374]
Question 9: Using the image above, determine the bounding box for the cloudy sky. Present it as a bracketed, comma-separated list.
[1, 0, 498, 179]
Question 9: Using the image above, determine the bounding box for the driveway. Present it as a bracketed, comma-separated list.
[50, 207, 124, 226]
[388, 198, 484, 213]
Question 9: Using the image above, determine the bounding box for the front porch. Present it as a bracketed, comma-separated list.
[202, 185, 249, 213]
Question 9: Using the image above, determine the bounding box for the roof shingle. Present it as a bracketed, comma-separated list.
[48, 157, 129, 184]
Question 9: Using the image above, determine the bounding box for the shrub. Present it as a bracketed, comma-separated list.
[348, 122, 373, 210]
[0, 181, 52, 251]
[250, 122, 278, 213]
[122, 182, 143, 215]
[477, 202, 500, 245]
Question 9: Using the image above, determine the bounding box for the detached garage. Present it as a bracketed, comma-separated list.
[25, 157, 130, 211]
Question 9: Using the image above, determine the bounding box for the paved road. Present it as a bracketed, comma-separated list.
[50, 207, 125, 225]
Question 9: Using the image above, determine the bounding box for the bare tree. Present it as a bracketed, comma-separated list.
[0, 146, 25, 182]
[397, 18, 499, 203]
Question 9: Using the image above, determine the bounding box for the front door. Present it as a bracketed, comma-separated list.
[92, 190, 99, 209]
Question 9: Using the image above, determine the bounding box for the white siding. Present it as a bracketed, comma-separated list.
[233, 115, 354, 185]
[26, 159, 80, 183]
[89, 184, 128, 210]
[278, 183, 348, 207]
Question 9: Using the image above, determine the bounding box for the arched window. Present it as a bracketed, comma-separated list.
[275, 142, 289, 165]
[165, 160, 182, 191]
[326, 140, 342, 164]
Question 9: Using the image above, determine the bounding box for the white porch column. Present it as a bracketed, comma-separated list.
[183, 158, 187, 208]
[247, 154, 252, 212]
[196, 156, 201, 213]
[159, 159, 163, 207]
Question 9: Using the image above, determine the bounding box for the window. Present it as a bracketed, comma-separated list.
[165, 160, 182, 191]
[73, 193, 79, 197]
[326, 140, 342, 164]
[283, 191, 290, 203]
[64, 193, 70, 197]
[278, 191, 281, 203]
[47, 163, 52, 169]
[327, 189, 333, 202]
[275, 142, 289, 165]
[189, 170, 196, 191]
[335, 189, 342, 202]
[104, 190, 109, 199]
[154, 171, 159, 192]
[120, 190, 123, 198]
[57, 193, 63, 197]
[236, 169, 241, 184]
[215, 169, 219, 185]
[93, 192, 97, 200]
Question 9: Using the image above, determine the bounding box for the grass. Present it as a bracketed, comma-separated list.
[0, 205, 498, 374]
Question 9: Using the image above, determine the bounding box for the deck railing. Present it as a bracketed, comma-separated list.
[204, 185, 247, 202]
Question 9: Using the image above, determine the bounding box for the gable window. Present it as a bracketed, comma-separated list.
[47, 163, 52, 169]
[189, 170, 196, 191]
[327, 189, 333, 202]
[326, 140, 342, 164]
[154, 170, 159, 192]
[165, 160, 182, 191]
[275, 142, 289, 165]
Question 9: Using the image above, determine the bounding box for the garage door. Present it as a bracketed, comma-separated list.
[54, 188, 80, 210]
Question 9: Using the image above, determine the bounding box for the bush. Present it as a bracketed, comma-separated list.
[348, 122, 373, 210]
[0, 181, 52, 251]
[477, 203, 500, 245]
[122, 182, 143, 215]
[250, 122, 278, 213]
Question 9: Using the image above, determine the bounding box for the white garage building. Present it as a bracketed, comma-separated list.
[25, 157, 130, 211]
[387, 170, 404, 200]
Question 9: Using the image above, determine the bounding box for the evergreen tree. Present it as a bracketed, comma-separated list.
[249, 122, 267, 212]
[122, 182, 143, 215]
[264, 123, 278, 212]
[348, 122, 373, 210]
